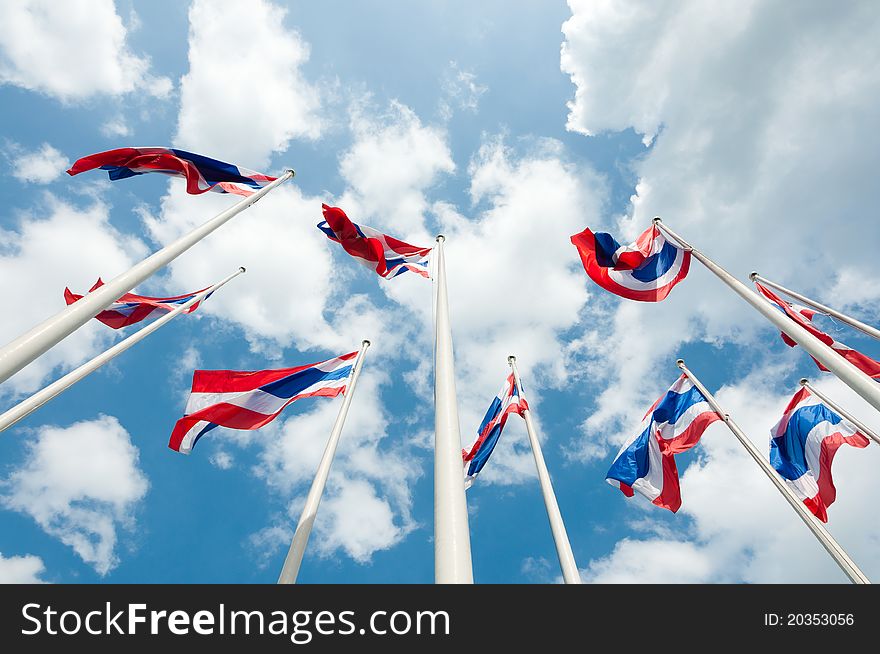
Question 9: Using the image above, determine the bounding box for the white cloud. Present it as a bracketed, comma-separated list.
[209, 451, 234, 470]
[0, 0, 171, 102]
[100, 117, 131, 138]
[0, 552, 47, 583]
[560, 0, 880, 459]
[1, 415, 149, 575]
[5, 142, 68, 184]
[175, 0, 322, 168]
[141, 183, 357, 355]
[0, 194, 148, 395]
[252, 371, 419, 563]
[440, 62, 488, 119]
[338, 99, 455, 236]
[404, 136, 605, 486]
[583, 538, 716, 583]
[583, 371, 880, 583]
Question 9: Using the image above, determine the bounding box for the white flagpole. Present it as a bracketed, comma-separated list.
[654, 218, 880, 415]
[750, 272, 880, 342]
[799, 378, 880, 446]
[508, 356, 581, 584]
[433, 235, 474, 584]
[0, 267, 245, 433]
[277, 339, 370, 585]
[0, 170, 294, 386]
[677, 359, 870, 584]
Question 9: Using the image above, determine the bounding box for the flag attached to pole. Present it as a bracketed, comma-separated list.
[169, 351, 357, 454]
[606, 374, 720, 512]
[462, 373, 528, 488]
[66, 147, 276, 196]
[318, 204, 432, 279]
[570, 223, 690, 301]
[755, 282, 880, 378]
[770, 387, 869, 522]
[64, 278, 210, 329]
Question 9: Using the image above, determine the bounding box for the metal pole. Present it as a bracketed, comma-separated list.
[508, 356, 581, 584]
[0, 170, 294, 386]
[433, 235, 474, 584]
[677, 359, 870, 584]
[654, 218, 880, 415]
[800, 379, 880, 447]
[750, 272, 880, 342]
[277, 340, 371, 585]
[0, 267, 245, 433]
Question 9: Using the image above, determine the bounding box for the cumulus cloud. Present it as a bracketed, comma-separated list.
[0, 194, 148, 395]
[0, 552, 47, 583]
[338, 99, 455, 236]
[0, 0, 171, 102]
[1, 415, 149, 575]
[5, 142, 68, 184]
[393, 136, 605, 486]
[583, 373, 880, 583]
[251, 371, 419, 563]
[175, 0, 323, 168]
[209, 451, 234, 470]
[561, 0, 880, 458]
[100, 117, 131, 138]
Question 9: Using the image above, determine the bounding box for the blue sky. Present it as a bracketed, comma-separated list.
[2, 0, 880, 584]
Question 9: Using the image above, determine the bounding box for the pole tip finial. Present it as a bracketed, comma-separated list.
[749, 271, 759, 281]
[436, 234, 445, 243]
[652, 216, 662, 224]
[799, 378, 809, 386]
[285, 168, 296, 177]
[508, 355, 516, 364]
[238, 266, 246, 273]
[362, 339, 371, 348]
[676, 358, 685, 367]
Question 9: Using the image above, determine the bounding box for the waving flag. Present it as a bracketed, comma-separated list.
[318, 204, 432, 279]
[66, 147, 276, 196]
[462, 374, 528, 488]
[770, 387, 869, 522]
[755, 282, 880, 378]
[169, 352, 357, 454]
[570, 224, 690, 301]
[606, 374, 721, 512]
[64, 278, 210, 329]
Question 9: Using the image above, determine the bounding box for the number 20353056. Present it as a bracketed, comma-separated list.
[764, 613, 854, 627]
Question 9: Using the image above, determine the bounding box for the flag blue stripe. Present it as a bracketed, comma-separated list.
[606, 423, 653, 486]
[259, 365, 353, 399]
[629, 239, 678, 282]
[770, 403, 843, 482]
[652, 384, 709, 426]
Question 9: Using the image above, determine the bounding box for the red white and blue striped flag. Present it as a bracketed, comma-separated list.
[169, 351, 357, 454]
[770, 387, 869, 522]
[318, 204, 432, 279]
[606, 374, 721, 512]
[755, 282, 880, 378]
[64, 278, 210, 329]
[66, 147, 276, 196]
[570, 224, 690, 301]
[462, 373, 528, 488]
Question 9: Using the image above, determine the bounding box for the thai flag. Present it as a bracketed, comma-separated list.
[606, 375, 721, 512]
[570, 224, 690, 301]
[169, 351, 357, 454]
[66, 147, 276, 196]
[770, 387, 869, 522]
[755, 282, 880, 378]
[462, 374, 528, 488]
[318, 204, 432, 279]
[64, 278, 210, 329]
